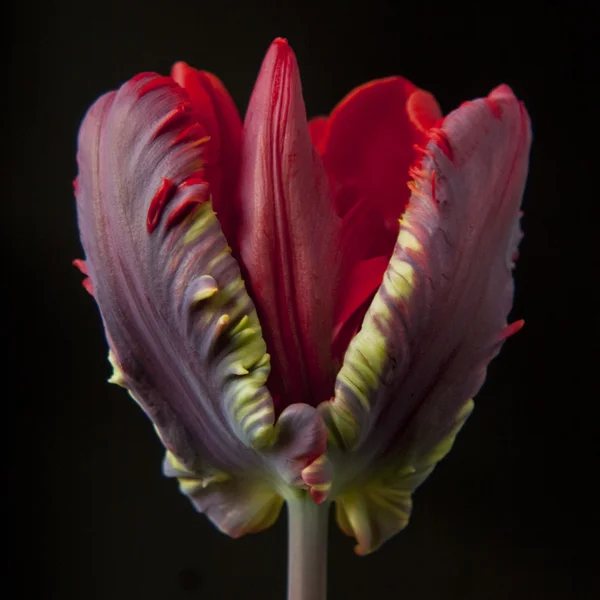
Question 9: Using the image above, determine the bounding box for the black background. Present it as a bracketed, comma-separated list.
[9, 1, 597, 599]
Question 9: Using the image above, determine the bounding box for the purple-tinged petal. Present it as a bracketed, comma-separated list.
[76, 76, 273, 463]
[164, 451, 284, 537]
[322, 85, 531, 552]
[267, 403, 332, 503]
[334, 399, 473, 554]
[75, 73, 330, 533]
[237, 39, 341, 409]
[163, 402, 332, 524]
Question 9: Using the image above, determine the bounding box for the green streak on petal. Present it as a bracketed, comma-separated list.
[325, 248, 419, 450]
[182, 202, 277, 449]
[397, 225, 422, 252]
[183, 202, 215, 246]
[248, 424, 278, 450]
[191, 275, 219, 302]
[334, 399, 474, 555]
[165, 451, 231, 495]
[241, 488, 285, 533]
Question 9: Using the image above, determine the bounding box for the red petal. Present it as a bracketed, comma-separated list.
[308, 115, 328, 154]
[406, 89, 443, 133]
[319, 77, 441, 226]
[313, 77, 442, 358]
[171, 63, 243, 248]
[332, 255, 389, 359]
[237, 39, 341, 409]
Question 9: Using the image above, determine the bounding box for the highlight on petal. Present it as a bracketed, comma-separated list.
[322, 85, 531, 548]
[237, 39, 341, 409]
[75, 72, 330, 534]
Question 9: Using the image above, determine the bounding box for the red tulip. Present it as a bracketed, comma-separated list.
[74, 38, 530, 598]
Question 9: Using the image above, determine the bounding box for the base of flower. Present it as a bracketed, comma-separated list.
[286, 492, 330, 600]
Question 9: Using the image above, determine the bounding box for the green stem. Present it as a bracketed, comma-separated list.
[286, 493, 330, 600]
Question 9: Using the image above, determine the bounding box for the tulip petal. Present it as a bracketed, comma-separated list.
[316, 77, 441, 229]
[311, 78, 443, 358]
[334, 399, 473, 554]
[76, 75, 274, 463]
[268, 403, 332, 503]
[170, 63, 243, 250]
[164, 451, 284, 537]
[322, 86, 531, 549]
[75, 74, 331, 533]
[237, 39, 341, 408]
[163, 402, 332, 529]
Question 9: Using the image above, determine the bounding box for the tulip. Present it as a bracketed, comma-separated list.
[74, 38, 531, 600]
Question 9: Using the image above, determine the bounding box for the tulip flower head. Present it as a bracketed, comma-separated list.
[74, 38, 530, 599]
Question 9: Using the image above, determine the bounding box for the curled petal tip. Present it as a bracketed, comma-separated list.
[301, 454, 333, 504]
[170, 61, 189, 78]
[267, 404, 329, 492]
[406, 89, 443, 133]
[490, 83, 517, 100]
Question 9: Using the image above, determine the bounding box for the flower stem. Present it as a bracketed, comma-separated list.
[286, 493, 330, 600]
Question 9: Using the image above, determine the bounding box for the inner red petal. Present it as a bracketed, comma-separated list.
[171, 63, 243, 249]
[332, 256, 389, 360]
[310, 77, 442, 363]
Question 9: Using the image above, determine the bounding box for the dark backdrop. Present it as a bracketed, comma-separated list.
[9, 1, 596, 599]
